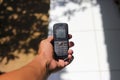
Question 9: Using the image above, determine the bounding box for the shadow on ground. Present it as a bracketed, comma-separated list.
[97, 0, 120, 80]
[0, 0, 49, 66]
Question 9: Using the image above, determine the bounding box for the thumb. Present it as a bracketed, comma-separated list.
[47, 36, 54, 42]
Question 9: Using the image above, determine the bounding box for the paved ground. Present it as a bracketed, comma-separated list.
[48, 0, 120, 80]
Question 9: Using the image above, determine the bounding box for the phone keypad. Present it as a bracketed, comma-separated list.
[54, 41, 68, 56]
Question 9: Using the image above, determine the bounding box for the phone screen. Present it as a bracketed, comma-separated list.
[56, 28, 66, 38]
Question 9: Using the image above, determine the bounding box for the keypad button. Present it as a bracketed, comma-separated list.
[54, 41, 68, 56]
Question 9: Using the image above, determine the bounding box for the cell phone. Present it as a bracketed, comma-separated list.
[53, 23, 69, 59]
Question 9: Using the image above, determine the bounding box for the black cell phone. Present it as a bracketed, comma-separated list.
[53, 23, 69, 59]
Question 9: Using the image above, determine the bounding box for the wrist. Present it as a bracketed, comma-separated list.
[37, 55, 50, 75]
[28, 55, 50, 80]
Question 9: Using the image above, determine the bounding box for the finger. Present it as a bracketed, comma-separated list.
[68, 34, 72, 39]
[68, 49, 73, 55]
[64, 56, 74, 66]
[69, 41, 74, 48]
[57, 59, 66, 68]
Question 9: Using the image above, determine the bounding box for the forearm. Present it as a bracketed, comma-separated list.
[0, 55, 49, 80]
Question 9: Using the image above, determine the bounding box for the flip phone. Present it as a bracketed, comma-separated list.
[53, 23, 69, 59]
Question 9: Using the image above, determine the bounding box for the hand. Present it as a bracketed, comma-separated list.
[38, 34, 74, 73]
[0, 35, 74, 80]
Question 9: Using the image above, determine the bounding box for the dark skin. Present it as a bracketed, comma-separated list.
[0, 34, 74, 80]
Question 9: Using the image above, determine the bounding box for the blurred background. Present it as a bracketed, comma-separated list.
[0, 0, 49, 73]
[1, 0, 120, 80]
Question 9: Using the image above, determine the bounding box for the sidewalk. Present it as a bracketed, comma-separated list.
[48, 0, 120, 80]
